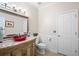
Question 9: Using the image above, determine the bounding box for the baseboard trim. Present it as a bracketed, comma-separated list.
[46, 48, 65, 56]
[46, 48, 58, 53]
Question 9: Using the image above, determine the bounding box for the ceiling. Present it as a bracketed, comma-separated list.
[7, 2, 51, 8]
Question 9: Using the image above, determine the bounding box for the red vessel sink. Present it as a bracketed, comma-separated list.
[13, 35, 26, 41]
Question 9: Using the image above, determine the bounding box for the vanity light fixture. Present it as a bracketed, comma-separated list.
[0, 3, 27, 15]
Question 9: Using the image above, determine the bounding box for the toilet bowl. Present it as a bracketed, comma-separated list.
[37, 43, 46, 54]
[36, 35, 46, 55]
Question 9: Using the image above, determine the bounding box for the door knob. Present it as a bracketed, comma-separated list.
[58, 35, 60, 37]
[75, 32, 77, 35]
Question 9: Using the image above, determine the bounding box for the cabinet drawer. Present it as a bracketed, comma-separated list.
[0, 39, 36, 56]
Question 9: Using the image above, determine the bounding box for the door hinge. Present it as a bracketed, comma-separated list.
[75, 50, 77, 53]
[75, 32, 77, 35]
[75, 14, 78, 17]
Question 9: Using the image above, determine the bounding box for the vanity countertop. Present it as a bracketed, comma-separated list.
[0, 36, 36, 49]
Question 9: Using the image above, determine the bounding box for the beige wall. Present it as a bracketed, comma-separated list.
[28, 6, 38, 34]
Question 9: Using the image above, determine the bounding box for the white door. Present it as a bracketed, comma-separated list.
[57, 10, 78, 56]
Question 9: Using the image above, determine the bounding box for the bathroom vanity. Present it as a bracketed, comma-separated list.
[0, 37, 36, 56]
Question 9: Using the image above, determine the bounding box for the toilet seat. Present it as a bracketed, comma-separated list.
[37, 43, 46, 47]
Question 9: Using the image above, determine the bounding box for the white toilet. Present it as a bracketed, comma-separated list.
[36, 35, 46, 55]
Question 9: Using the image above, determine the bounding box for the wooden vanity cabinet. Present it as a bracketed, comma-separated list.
[0, 47, 12, 56]
[0, 39, 36, 56]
